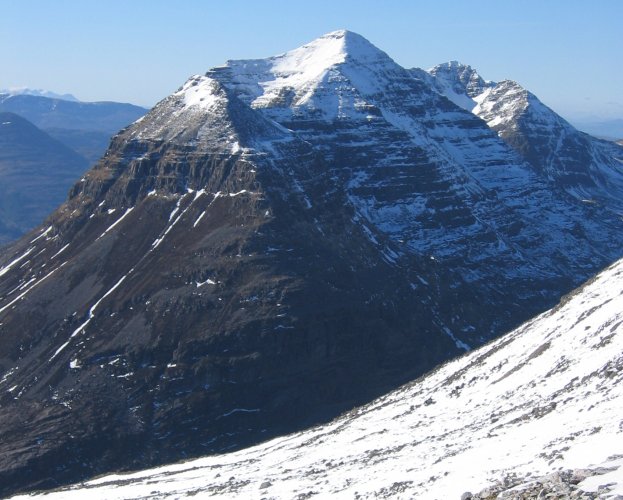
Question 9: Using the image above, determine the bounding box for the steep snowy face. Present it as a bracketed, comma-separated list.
[425, 61, 495, 110]
[473, 81, 623, 209]
[430, 61, 491, 97]
[212, 32, 623, 343]
[424, 62, 623, 211]
[472, 79, 530, 127]
[124, 74, 290, 152]
[211, 29, 406, 121]
[17, 257, 623, 500]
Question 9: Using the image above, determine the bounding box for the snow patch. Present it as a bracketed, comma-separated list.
[98, 208, 134, 239]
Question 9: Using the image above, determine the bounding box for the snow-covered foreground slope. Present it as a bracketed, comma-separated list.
[15, 258, 623, 499]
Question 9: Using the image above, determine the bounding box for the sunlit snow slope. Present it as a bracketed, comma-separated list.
[15, 257, 623, 499]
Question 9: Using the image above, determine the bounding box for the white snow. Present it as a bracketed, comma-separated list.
[195, 278, 216, 287]
[228, 189, 248, 197]
[87, 275, 128, 319]
[222, 29, 397, 121]
[0, 262, 66, 314]
[50, 244, 70, 259]
[175, 76, 223, 111]
[49, 274, 128, 361]
[16, 255, 623, 499]
[442, 325, 471, 351]
[0, 247, 35, 278]
[98, 207, 134, 239]
[578, 457, 623, 497]
[192, 211, 206, 228]
[29, 226, 53, 243]
[152, 195, 192, 249]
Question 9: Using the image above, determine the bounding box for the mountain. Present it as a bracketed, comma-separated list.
[0, 88, 79, 102]
[10, 252, 623, 499]
[0, 93, 148, 163]
[0, 112, 89, 244]
[1, 30, 623, 495]
[410, 60, 494, 110]
[422, 62, 623, 211]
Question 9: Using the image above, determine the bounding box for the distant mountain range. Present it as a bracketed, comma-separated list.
[0, 112, 89, 245]
[0, 88, 79, 102]
[0, 93, 146, 132]
[0, 30, 622, 496]
[0, 93, 148, 162]
[0, 94, 147, 243]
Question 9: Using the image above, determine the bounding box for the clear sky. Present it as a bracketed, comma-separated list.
[2, 0, 621, 121]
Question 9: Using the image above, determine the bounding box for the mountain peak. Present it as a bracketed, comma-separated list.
[432, 60, 474, 71]
[211, 30, 399, 119]
[303, 29, 392, 65]
[428, 61, 492, 100]
[314, 29, 380, 54]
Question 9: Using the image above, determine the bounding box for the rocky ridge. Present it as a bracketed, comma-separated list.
[422, 62, 623, 211]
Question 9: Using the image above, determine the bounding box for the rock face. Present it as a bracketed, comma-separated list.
[1, 30, 623, 495]
[0, 112, 89, 244]
[467, 466, 622, 499]
[10, 250, 623, 500]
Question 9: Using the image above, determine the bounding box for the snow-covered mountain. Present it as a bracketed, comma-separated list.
[11, 253, 623, 500]
[0, 88, 79, 102]
[1, 30, 623, 495]
[421, 61, 623, 211]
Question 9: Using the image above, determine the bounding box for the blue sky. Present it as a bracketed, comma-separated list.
[1, 0, 621, 121]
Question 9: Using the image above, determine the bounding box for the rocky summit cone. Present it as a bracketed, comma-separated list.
[1, 31, 623, 496]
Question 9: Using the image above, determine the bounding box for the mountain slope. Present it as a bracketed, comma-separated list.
[214, 30, 623, 341]
[0, 112, 89, 244]
[1, 31, 623, 496]
[0, 69, 456, 495]
[422, 62, 623, 211]
[12, 253, 623, 500]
